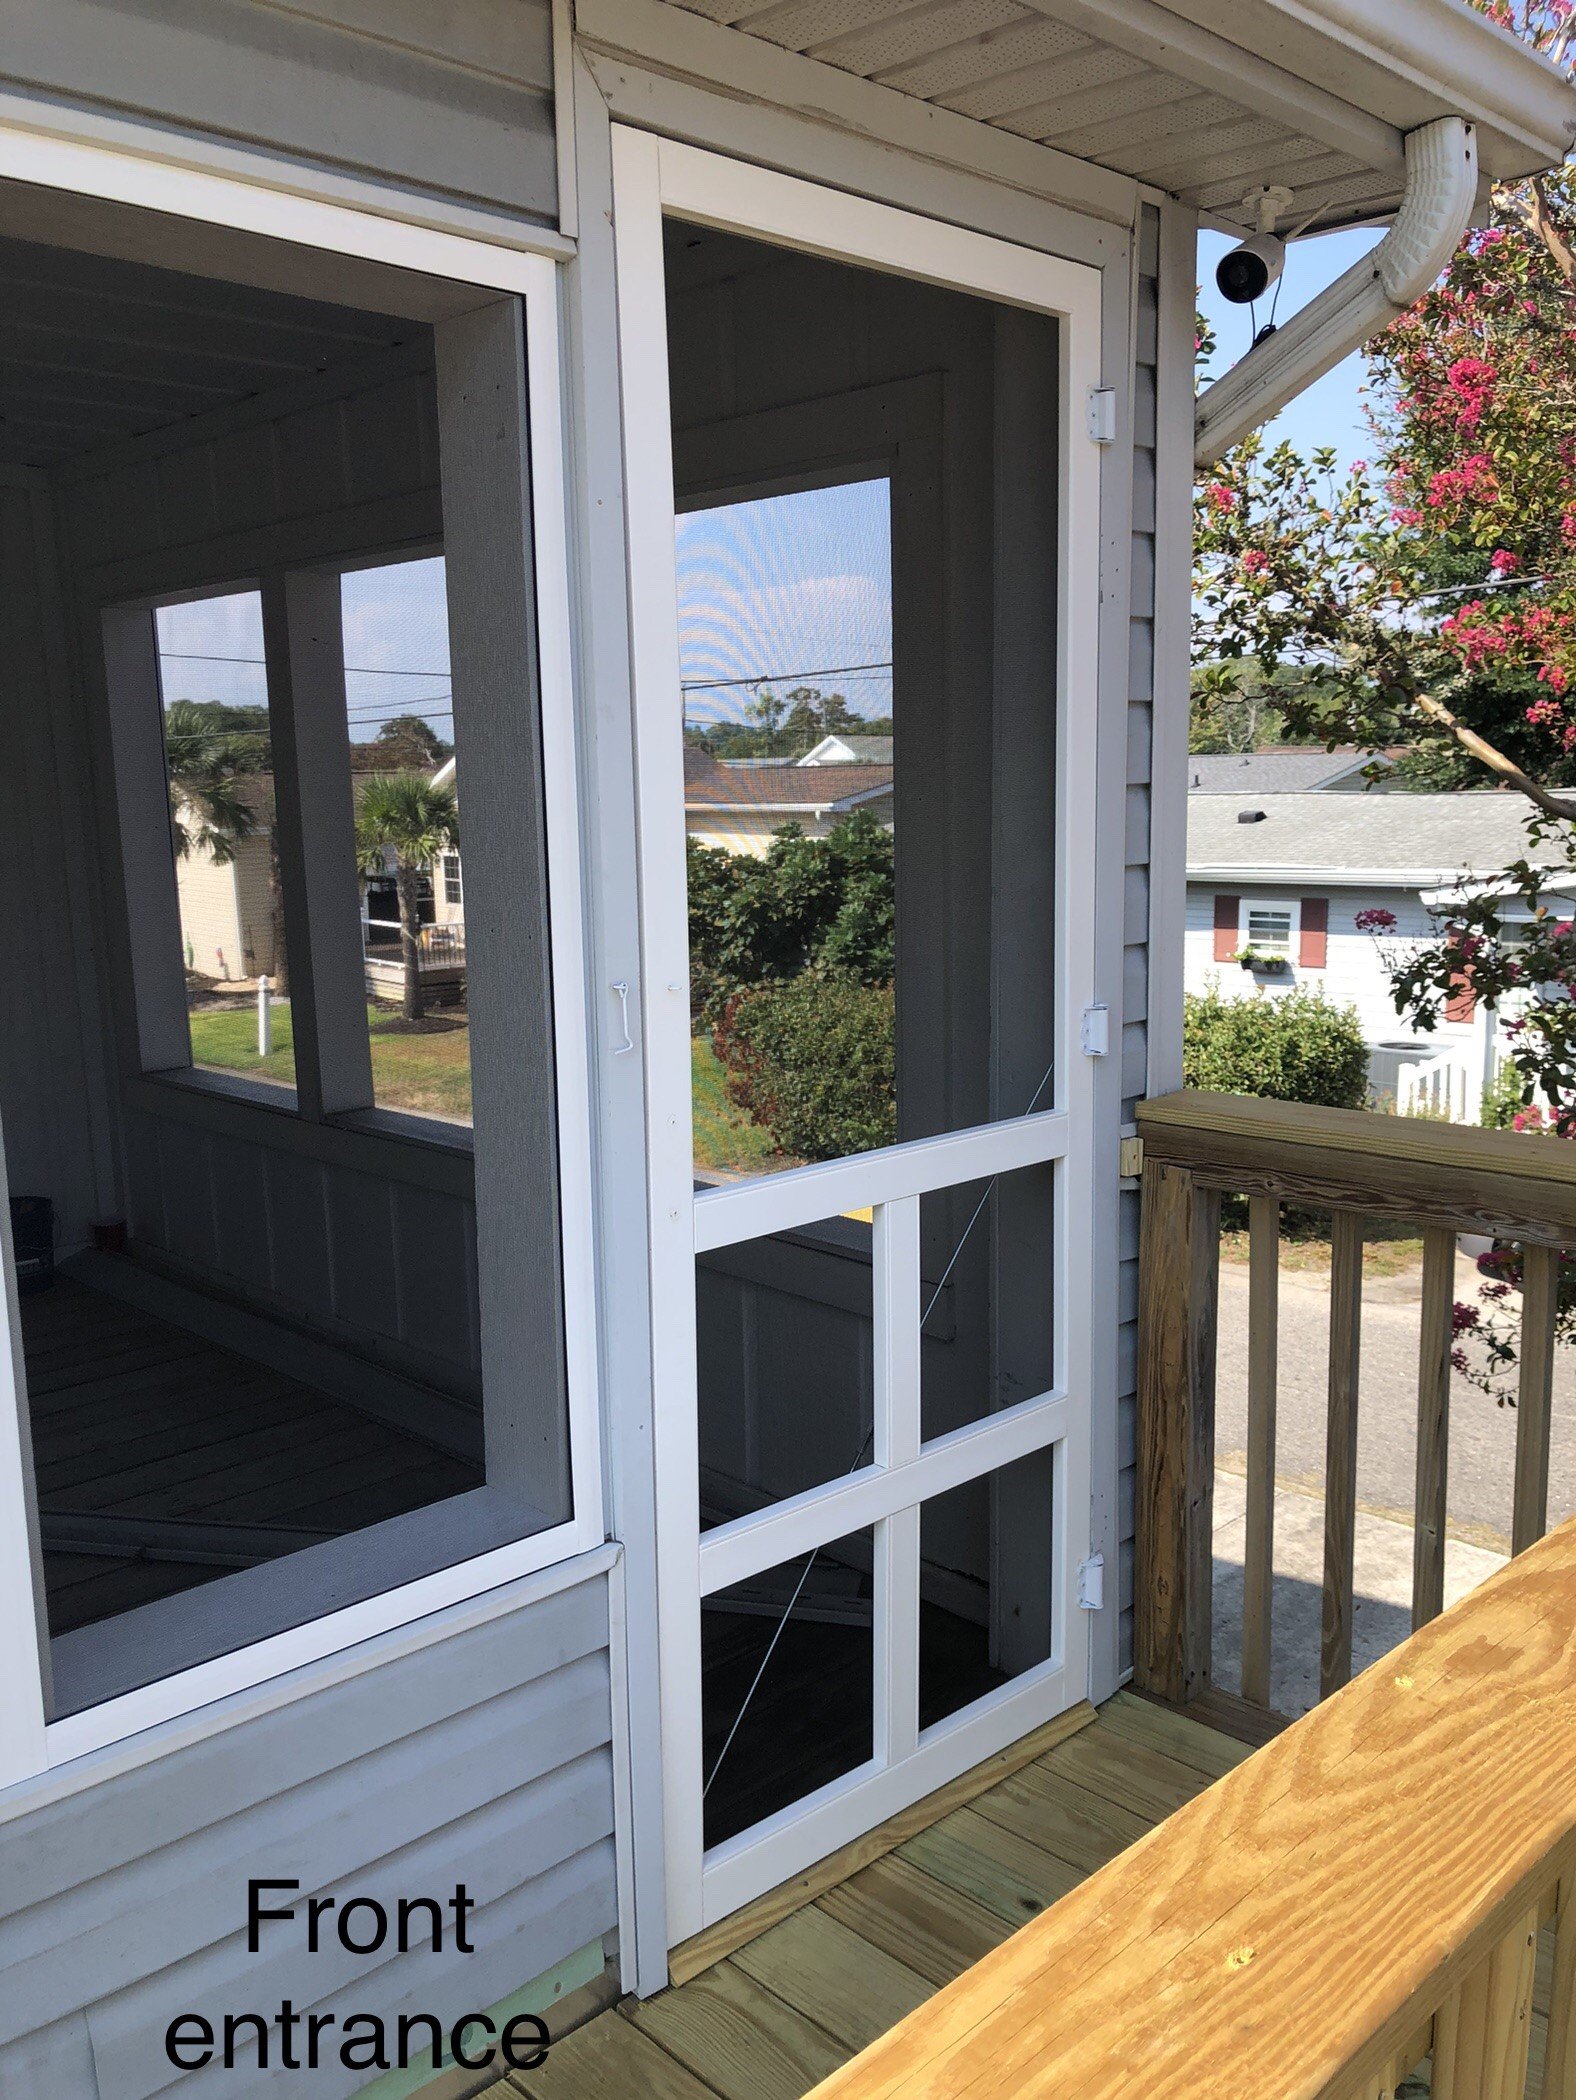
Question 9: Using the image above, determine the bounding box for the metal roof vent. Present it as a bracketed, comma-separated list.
[1237, 808, 1267, 823]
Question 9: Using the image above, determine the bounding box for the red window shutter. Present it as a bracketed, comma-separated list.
[1213, 894, 1240, 961]
[1299, 897, 1329, 969]
[1446, 967, 1477, 1023]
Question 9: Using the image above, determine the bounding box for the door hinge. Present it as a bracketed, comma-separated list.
[1086, 387, 1117, 444]
[1078, 1553, 1105, 1610]
[1119, 1132, 1143, 1179]
[1080, 1002, 1109, 1057]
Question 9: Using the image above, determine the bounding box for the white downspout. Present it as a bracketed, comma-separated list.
[1194, 116, 1479, 469]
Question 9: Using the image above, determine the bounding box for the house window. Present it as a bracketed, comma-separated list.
[443, 852, 464, 906]
[1243, 901, 1297, 957]
[0, 189, 592, 1751]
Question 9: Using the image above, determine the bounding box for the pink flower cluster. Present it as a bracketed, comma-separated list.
[1426, 453, 1497, 509]
[1444, 355, 1497, 432]
[1353, 907, 1397, 932]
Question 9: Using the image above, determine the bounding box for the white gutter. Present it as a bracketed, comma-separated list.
[1194, 115, 1479, 469]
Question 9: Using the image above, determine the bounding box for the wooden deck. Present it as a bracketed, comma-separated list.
[487, 1693, 1251, 2100]
[22, 1275, 481, 1632]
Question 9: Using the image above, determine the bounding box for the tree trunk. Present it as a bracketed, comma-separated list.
[396, 865, 424, 1023]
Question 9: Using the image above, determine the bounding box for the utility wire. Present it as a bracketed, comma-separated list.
[681, 659, 892, 693]
[702, 1061, 1058, 1803]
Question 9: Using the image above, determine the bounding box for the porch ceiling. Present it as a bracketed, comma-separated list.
[0, 233, 415, 471]
[656, 0, 1576, 230]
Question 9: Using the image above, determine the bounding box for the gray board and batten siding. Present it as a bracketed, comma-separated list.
[0, 1564, 617, 2100]
[0, 0, 559, 225]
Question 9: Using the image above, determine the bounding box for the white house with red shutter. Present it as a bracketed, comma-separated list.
[1184, 791, 1576, 1101]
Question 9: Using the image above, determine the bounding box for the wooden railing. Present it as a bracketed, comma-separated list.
[1134, 1090, 1576, 1713]
[809, 1515, 1576, 2100]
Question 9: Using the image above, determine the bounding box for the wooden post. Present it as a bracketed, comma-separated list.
[1240, 1192, 1279, 1708]
[1430, 1907, 1538, 2100]
[1546, 1876, 1576, 2100]
[1513, 1243, 1558, 1556]
[1413, 1226, 1455, 1630]
[1321, 1211, 1364, 1700]
[1135, 1159, 1219, 1705]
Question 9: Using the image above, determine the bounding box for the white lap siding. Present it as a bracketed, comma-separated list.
[1183, 881, 1473, 1050]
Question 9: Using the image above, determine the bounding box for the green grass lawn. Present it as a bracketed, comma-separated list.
[190, 1004, 787, 1160]
[189, 1001, 475, 1122]
[691, 1035, 785, 1175]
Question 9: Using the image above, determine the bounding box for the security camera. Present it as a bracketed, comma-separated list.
[1216, 231, 1286, 304]
[1216, 184, 1295, 305]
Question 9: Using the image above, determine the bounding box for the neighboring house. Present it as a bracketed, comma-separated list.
[1187, 748, 1392, 794]
[0, 8, 1569, 2098]
[684, 744, 893, 855]
[171, 782, 277, 984]
[797, 733, 894, 766]
[1185, 791, 1576, 1097]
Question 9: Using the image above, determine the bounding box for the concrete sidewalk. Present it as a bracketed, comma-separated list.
[1210, 1468, 1508, 1718]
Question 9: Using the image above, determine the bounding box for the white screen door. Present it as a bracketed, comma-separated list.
[613, 128, 1105, 1947]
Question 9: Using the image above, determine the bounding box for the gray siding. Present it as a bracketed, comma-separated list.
[0, 481, 109, 1252]
[0, 1570, 616, 2100]
[1, 0, 557, 223]
[1117, 206, 1162, 1670]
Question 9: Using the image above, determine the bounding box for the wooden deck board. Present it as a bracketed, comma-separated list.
[623, 1963, 846, 2100]
[21, 1276, 484, 1632]
[816, 1857, 1007, 1988]
[484, 1702, 1237, 2100]
[730, 1911, 932, 2055]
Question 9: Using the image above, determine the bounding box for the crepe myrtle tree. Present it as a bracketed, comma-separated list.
[1194, 0, 1576, 1395]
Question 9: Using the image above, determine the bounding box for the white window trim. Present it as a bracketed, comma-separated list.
[0, 121, 605, 1785]
[1239, 895, 1301, 958]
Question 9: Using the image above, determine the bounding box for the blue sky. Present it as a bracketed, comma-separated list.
[154, 557, 453, 746]
[1196, 223, 1384, 472]
[675, 480, 895, 729]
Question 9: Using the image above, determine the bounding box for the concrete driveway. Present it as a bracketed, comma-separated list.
[1208, 1247, 1576, 1714]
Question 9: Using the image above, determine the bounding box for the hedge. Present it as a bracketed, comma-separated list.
[713, 976, 896, 1162]
[1183, 984, 1369, 1109]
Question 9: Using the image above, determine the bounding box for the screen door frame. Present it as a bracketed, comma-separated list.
[612, 125, 1107, 1948]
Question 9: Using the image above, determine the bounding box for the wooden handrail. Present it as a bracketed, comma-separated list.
[1135, 1088, 1573, 1712]
[808, 1516, 1576, 2100]
[1137, 1089, 1576, 1245]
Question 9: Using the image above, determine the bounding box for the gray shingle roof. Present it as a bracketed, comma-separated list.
[1188, 792, 1559, 884]
[1187, 749, 1375, 793]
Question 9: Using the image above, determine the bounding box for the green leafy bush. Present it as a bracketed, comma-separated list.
[714, 977, 896, 1161]
[687, 811, 893, 1022]
[1183, 985, 1369, 1109]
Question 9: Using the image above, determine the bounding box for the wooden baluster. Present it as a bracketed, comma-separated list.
[1431, 1907, 1538, 2099]
[1321, 1211, 1364, 1700]
[1136, 1160, 1220, 1705]
[1513, 1244, 1559, 1556]
[1414, 1226, 1456, 1630]
[1241, 1192, 1279, 1707]
[1354, 2056, 1399, 2100]
[1546, 1877, 1576, 2099]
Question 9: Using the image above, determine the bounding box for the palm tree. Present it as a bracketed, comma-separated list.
[164, 699, 260, 863]
[355, 772, 460, 1022]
